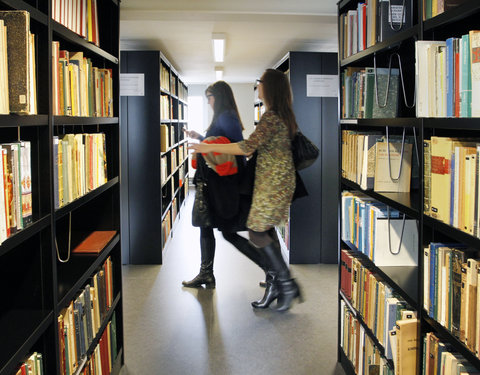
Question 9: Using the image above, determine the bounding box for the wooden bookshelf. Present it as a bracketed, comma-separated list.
[337, 0, 480, 373]
[120, 50, 189, 264]
[0, 0, 123, 374]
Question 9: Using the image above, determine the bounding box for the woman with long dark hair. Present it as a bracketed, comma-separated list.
[188, 69, 302, 311]
[182, 81, 267, 289]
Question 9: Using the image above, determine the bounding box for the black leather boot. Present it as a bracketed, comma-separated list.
[251, 271, 278, 308]
[259, 241, 303, 311]
[182, 236, 216, 288]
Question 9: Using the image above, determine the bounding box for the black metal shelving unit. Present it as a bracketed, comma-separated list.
[0, 0, 124, 374]
[337, 0, 480, 374]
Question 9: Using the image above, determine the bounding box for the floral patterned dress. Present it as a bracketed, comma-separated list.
[238, 110, 296, 232]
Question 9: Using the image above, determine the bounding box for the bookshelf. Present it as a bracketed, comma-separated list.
[0, 0, 123, 375]
[120, 50, 189, 264]
[337, 0, 480, 374]
[257, 51, 338, 264]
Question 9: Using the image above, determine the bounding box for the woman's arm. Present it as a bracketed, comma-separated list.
[188, 141, 249, 156]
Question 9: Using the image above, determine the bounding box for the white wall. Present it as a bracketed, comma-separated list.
[187, 83, 255, 138]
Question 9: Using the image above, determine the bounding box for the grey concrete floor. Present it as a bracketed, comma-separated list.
[120, 194, 346, 375]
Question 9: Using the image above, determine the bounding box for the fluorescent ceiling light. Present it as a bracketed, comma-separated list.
[215, 67, 223, 81]
[212, 33, 225, 63]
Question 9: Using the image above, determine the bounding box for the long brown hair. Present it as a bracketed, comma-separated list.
[261, 69, 298, 138]
[205, 81, 244, 131]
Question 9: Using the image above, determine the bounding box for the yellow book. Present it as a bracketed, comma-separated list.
[68, 63, 78, 116]
[465, 259, 479, 351]
[395, 318, 419, 375]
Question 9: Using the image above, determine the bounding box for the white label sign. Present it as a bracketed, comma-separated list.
[120, 73, 145, 96]
[306, 75, 338, 97]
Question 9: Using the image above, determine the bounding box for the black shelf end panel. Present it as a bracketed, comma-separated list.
[0, 215, 50, 258]
[0, 310, 53, 375]
[341, 178, 420, 219]
[54, 178, 119, 220]
[342, 241, 418, 307]
[0, 114, 48, 127]
[53, 116, 119, 126]
[340, 26, 419, 67]
[423, 215, 480, 249]
[57, 234, 120, 309]
[422, 311, 480, 371]
[424, 0, 480, 31]
[52, 22, 118, 64]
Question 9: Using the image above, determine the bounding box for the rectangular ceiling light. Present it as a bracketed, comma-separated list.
[212, 33, 225, 63]
[215, 67, 223, 81]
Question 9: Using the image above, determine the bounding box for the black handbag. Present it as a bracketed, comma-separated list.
[192, 181, 212, 227]
[291, 131, 319, 170]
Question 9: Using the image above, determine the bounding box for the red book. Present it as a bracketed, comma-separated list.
[72, 231, 117, 255]
[345, 251, 353, 300]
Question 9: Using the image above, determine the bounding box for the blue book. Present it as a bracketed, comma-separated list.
[446, 37, 455, 117]
[460, 34, 471, 118]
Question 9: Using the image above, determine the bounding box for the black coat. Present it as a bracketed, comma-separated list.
[193, 154, 251, 232]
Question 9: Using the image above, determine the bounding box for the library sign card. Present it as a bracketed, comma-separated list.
[306, 74, 338, 97]
[120, 73, 145, 96]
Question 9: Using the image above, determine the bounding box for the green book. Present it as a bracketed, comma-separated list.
[372, 68, 399, 118]
[364, 68, 375, 118]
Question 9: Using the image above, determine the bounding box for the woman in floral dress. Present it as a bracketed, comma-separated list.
[189, 69, 302, 312]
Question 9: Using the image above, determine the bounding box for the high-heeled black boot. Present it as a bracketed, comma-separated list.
[251, 271, 278, 308]
[182, 236, 216, 288]
[259, 241, 303, 311]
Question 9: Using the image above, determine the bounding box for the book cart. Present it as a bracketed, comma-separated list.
[337, 0, 480, 374]
[0, 0, 123, 374]
[120, 50, 189, 264]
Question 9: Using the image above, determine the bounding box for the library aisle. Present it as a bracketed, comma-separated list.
[119, 193, 345, 375]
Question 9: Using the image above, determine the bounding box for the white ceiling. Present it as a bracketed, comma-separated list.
[120, 0, 339, 84]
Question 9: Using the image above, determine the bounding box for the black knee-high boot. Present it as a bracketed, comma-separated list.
[182, 236, 216, 288]
[256, 241, 303, 311]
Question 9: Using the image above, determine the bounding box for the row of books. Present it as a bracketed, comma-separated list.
[15, 352, 44, 375]
[52, 0, 100, 47]
[0, 11, 37, 115]
[340, 249, 417, 356]
[339, 0, 412, 59]
[160, 124, 177, 152]
[415, 32, 480, 118]
[340, 300, 395, 375]
[0, 141, 32, 245]
[160, 64, 170, 93]
[53, 133, 108, 209]
[426, 137, 480, 236]
[423, 0, 470, 20]
[341, 130, 416, 193]
[341, 191, 418, 266]
[161, 95, 171, 120]
[58, 257, 114, 375]
[424, 243, 480, 357]
[161, 210, 171, 249]
[78, 314, 118, 375]
[423, 332, 480, 375]
[178, 83, 187, 101]
[341, 66, 400, 119]
[52, 43, 113, 117]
